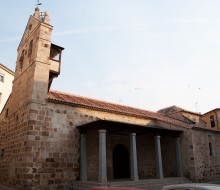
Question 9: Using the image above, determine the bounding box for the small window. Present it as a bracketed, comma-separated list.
[28, 24, 32, 30]
[0, 74, 4, 82]
[210, 115, 215, 128]
[5, 108, 8, 118]
[16, 115, 18, 122]
[0, 93, 2, 103]
[28, 40, 33, 58]
[19, 50, 25, 70]
[209, 142, 213, 156]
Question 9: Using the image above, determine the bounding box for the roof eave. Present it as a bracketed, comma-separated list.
[47, 97, 191, 129]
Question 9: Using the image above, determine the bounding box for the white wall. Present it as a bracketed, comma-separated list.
[0, 66, 14, 113]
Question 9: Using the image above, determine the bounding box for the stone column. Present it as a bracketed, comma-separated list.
[155, 135, 163, 179]
[80, 134, 87, 181]
[176, 137, 184, 177]
[130, 133, 139, 181]
[99, 129, 107, 183]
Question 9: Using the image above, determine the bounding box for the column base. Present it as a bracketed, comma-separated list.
[156, 174, 164, 179]
[98, 177, 107, 183]
[80, 176, 87, 182]
[131, 175, 139, 181]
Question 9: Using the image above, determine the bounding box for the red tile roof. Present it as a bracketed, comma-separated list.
[48, 90, 192, 128]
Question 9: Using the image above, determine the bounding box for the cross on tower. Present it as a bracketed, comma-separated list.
[36, 0, 42, 8]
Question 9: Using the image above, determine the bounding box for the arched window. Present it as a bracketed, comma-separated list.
[28, 40, 33, 58]
[28, 24, 32, 30]
[19, 50, 25, 70]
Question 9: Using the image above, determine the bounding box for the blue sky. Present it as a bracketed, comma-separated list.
[1, 1, 220, 113]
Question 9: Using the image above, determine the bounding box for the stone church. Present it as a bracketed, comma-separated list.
[1, 8, 220, 190]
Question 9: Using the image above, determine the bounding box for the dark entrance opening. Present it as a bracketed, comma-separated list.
[113, 144, 130, 179]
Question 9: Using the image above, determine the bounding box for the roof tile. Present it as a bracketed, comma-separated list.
[48, 90, 192, 128]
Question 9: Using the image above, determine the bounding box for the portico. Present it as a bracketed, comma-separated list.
[78, 120, 183, 183]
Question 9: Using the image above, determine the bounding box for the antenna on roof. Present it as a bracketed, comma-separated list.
[135, 87, 142, 108]
[195, 102, 198, 113]
[35, 0, 42, 8]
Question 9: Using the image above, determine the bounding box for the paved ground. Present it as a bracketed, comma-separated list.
[0, 185, 15, 190]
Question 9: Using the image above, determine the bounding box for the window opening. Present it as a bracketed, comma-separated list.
[0, 73, 4, 82]
[5, 108, 8, 118]
[16, 115, 19, 123]
[28, 40, 33, 58]
[209, 142, 213, 156]
[29, 24, 32, 30]
[210, 115, 215, 128]
[53, 53, 60, 61]
[19, 50, 25, 70]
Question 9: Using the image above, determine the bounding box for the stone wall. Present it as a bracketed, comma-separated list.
[2, 96, 220, 189]
[137, 134, 156, 178]
[192, 128, 220, 182]
[0, 104, 30, 188]
[33, 103, 97, 188]
[161, 136, 177, 177]
[0, 101, 97, 189]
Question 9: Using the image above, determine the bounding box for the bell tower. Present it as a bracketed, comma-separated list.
[0, 7, 64, 189]
[10, 7, 64, 113]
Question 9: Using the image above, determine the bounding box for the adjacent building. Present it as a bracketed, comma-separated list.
[1, 7, 220, 190]
[201, 109, 220, 131]
[158, 105, 205, 127]
[0, 64, 14, 113]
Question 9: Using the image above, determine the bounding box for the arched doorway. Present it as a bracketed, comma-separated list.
[113, 144, 130, 179]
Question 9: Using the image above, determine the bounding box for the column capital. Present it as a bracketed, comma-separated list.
[130, 133, 136, 136]
[99, 129, 106, 133]
[155, 135, 161, 139]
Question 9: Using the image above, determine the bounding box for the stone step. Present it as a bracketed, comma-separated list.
[110, 182, 189, 189]
[109, 178, 190, 186]
[82, 181, 189, 186]
[71, 177, 191, 190]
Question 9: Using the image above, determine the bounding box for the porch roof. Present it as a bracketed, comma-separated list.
[77, 120, 183, 136]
